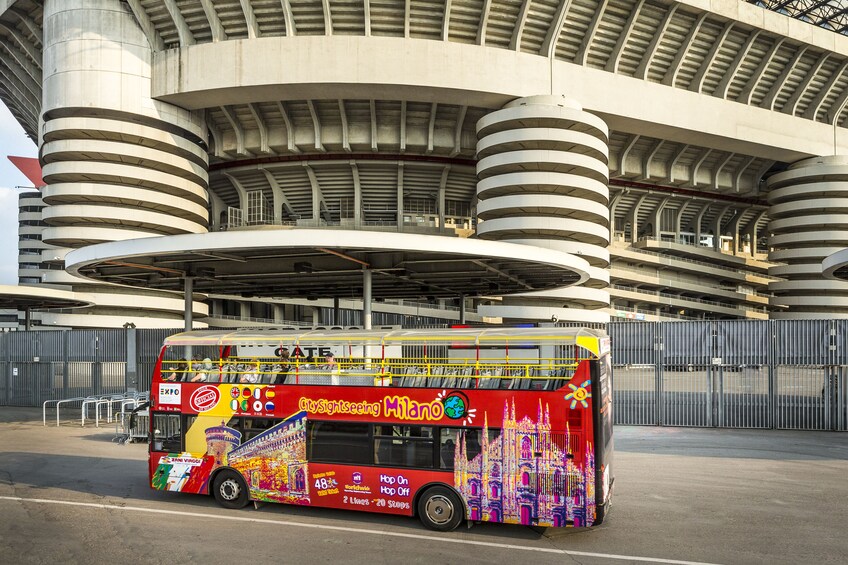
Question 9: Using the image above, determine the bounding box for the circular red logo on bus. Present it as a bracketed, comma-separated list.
[189, 385, 220, 412]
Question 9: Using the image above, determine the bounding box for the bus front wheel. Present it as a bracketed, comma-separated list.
[417, 486, 464, 531]
[212, 470, 249, 509]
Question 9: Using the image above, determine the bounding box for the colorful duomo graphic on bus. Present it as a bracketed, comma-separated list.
[225, 412, 310, 505]
[453, 400, 596, 527]
[205, 422, 241, 465]
[153, 412, 309, 503]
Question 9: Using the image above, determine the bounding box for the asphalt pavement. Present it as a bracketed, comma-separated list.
[0, 407, 846, 564]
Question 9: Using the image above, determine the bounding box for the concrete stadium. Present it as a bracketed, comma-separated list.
[3, 0, 848, 328]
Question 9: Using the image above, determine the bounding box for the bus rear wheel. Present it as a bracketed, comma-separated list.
[417, 486, 464, 531]
[212, 470, 249, 509]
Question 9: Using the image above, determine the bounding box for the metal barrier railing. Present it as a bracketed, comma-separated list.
[114, 406, 149, 445]
[42, 391, 149, 427]
[92, 393, 149, 428]
[86, 392, 148, 427]
[43, 396, 89, 427]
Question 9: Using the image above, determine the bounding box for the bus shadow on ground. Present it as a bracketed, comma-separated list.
[251, 501, 551, 540]
[0, 451, 171, 502]
[0, 451, 550, 540]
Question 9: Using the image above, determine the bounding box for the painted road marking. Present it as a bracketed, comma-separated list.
[0, 495, 722, 565]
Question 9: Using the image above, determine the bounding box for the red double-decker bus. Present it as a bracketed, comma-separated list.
[149, 327, 613, 531]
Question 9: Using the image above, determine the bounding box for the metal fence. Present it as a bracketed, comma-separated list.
[611, 320, 848, 431]
[0, 328, 179, 408]
[1, 321, 846, 431]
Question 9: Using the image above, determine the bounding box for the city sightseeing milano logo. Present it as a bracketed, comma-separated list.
[437, 390, 476, 426]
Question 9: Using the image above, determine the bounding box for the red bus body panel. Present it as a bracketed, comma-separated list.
[150, 361, 598, 527]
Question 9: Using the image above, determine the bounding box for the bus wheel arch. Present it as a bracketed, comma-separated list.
[414, 483, 466, 531]
[211, 467, 250, 509]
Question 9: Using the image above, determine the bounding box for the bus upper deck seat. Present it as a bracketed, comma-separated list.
[456, 367, 474, 388]
[439, 367, 462, 388]
[399, 366, 422, 387]
[424, 366, 445, 387]
[259, 364, 276, 384]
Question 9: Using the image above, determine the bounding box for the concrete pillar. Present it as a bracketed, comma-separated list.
[184, 277, 194, 331]
[363, 268, 372, 330]
[475, 94, 610, 324]
[40, 0, 209, 327]
[767, 155, 848, 318]
[310, 306, 321, 326]
[459, 294, 466, 324]
[239, 302, 251, 321]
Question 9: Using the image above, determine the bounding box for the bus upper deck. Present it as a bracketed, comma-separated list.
[155, 327, 610, 391]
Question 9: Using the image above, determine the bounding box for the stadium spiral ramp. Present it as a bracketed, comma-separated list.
[475, 95, 610, 324]
[34, 0, 209, 327]
[768, 155, 848, 319]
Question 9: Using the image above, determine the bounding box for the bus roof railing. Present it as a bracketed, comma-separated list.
[163, 327, 607, 348]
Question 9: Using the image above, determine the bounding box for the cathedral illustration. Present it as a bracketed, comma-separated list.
[453, 399, 596, 527]
[207, 412, 310, 505]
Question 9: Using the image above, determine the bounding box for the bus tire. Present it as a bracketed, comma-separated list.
[212, 470, 249, 509]
[417, 485, 464, 531]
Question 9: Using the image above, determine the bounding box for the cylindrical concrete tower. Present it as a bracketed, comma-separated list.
[38, 0, 209, 327]
[17, 190, 55, 288]
[767, 155, 848, 319]
[475, 95, 610, 324]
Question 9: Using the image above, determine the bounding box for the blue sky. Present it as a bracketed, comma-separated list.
[0, 102, 38, 285]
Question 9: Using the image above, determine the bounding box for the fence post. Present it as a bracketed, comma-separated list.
[62, 330, 70, 398]
[826, 320, 836, 431]
[709, 321, 716, 428]
[126, 327, 138, 393]
[92, 333, 102, 396]
[838, 321, 847, 432]
[654, 322, 663, 426]
[768, 320, 776, 430]
[2, 332, 8, 406]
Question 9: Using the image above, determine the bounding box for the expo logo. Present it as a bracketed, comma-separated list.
[189, 385, 220, 412]
[158, 383, 181, 405]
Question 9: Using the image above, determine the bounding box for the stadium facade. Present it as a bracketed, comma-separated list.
[2, 0, 848, 327]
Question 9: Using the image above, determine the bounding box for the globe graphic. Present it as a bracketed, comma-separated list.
[443, 395, 466, 419]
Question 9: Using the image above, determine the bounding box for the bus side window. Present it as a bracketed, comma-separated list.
[439, 428, 458, 469]
[374, 425, 434, 468]
[243, 418, 277, 441]
[440, 427, 500, 467]
[307, 421, 371, 464]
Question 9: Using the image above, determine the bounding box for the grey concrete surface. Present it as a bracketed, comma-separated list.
[0, 407, 846, 565]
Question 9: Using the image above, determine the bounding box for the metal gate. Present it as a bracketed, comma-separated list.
[1, 322, 847, 431]
[610, 320, 848, 431]
[0, 329, 164, 407]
